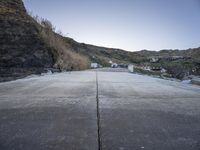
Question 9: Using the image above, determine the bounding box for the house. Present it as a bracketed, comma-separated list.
[151, 66, 162, 71]
[118, 64, 128, 68]
[111, 63, 118, 68]
[149, 57, 159, 63]
[91, 63, 98, 68]
[109, 60, 113, 64]
[144, 66, 151, 71]
[161, 68, 167, 73]
[171, 56, 184, 60]
[128, 64, 134, 73]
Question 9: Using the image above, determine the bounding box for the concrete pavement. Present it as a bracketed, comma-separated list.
[98, 72, 200, 150]
[0, 72, 98, 150]
[0, 70, 200, 150]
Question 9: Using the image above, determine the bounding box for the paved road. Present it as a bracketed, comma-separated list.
[0, 72, 98, 150]
[98, 72, 200, 150]
[0, 71, 200, 150]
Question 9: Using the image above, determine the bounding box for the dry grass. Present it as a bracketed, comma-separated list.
[31, 16, 90, 71]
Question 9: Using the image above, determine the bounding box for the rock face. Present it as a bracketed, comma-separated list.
[0, 0, 54, 81]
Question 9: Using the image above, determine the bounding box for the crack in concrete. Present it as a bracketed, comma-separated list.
[96, 71, 102, 150]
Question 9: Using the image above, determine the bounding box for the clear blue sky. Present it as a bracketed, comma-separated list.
[23, 0, 200, 51]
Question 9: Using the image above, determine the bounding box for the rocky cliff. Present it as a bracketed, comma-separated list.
[0, 0, 55, 81]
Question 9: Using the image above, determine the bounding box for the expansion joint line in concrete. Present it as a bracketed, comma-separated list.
[96, 71, 102, 150]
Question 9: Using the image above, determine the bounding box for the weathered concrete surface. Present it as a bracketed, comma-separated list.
[0, 71, 98, 150]
[98, 72, 200, 150]
[0, 70, 200, 150]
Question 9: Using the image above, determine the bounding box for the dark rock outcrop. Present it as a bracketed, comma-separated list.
[0, 0, 54, 81]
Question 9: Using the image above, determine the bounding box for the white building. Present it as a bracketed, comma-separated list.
[144, 66, 151, 71]
[150, 57, 159, 63]
[128, 64, 134, 73]
[161, 68, 167, 73]
[91, 63, 98, 68]
[109, 60, 113, 64]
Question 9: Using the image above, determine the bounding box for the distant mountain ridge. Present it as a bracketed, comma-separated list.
[138, 47, 200, 59]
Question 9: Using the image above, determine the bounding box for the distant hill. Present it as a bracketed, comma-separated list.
[63, 37, 145, 66]
[137, 48, 200, 61]
[137, 48, 200, 79]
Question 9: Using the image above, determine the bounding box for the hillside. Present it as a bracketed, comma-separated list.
[63, 37, 145, 66]
[137, 48, 200, 79]
[0, 0, 145, 81]
[137, 47, 200, 60]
